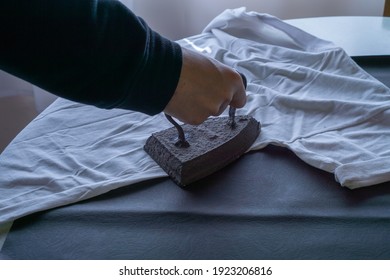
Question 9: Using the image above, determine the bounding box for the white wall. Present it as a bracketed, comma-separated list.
[130, 0, 385, 40]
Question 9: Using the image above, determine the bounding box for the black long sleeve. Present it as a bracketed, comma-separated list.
[0, 0, 182, 115]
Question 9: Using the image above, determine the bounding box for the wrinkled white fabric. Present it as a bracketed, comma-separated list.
[1, 8, 390, 223]
[194, 8, 390, 188]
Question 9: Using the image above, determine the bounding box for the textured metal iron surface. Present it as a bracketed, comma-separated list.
[144, 115, 260, 187]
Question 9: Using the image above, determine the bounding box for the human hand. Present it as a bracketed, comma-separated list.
[163, 47, 247, 125]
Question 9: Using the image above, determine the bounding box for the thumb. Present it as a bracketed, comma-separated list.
[230, 72, 247, 108]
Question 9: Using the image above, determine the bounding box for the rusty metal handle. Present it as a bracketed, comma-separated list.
[164, 113, 190, 148]
[229, 72, 247, 128]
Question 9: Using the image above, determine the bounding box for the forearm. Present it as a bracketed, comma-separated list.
[0, 0, 182, 115]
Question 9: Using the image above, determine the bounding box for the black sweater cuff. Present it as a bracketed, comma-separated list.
[118, 19, 183, 115]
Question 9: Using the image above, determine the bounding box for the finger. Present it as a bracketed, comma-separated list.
[229, 71, 247, 108]
[230, 86, 247, 108]
[214, 100, 230, 116]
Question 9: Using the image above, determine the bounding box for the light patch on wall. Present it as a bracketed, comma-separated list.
[130, 0, 384, 40]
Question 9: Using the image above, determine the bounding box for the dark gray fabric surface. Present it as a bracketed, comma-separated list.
[1, 60, 390, 260]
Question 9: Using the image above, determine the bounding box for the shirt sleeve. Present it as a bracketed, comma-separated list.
[0, 0, 182, 115]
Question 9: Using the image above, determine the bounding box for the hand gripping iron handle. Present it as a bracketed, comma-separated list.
[165, 71, 248, 147]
